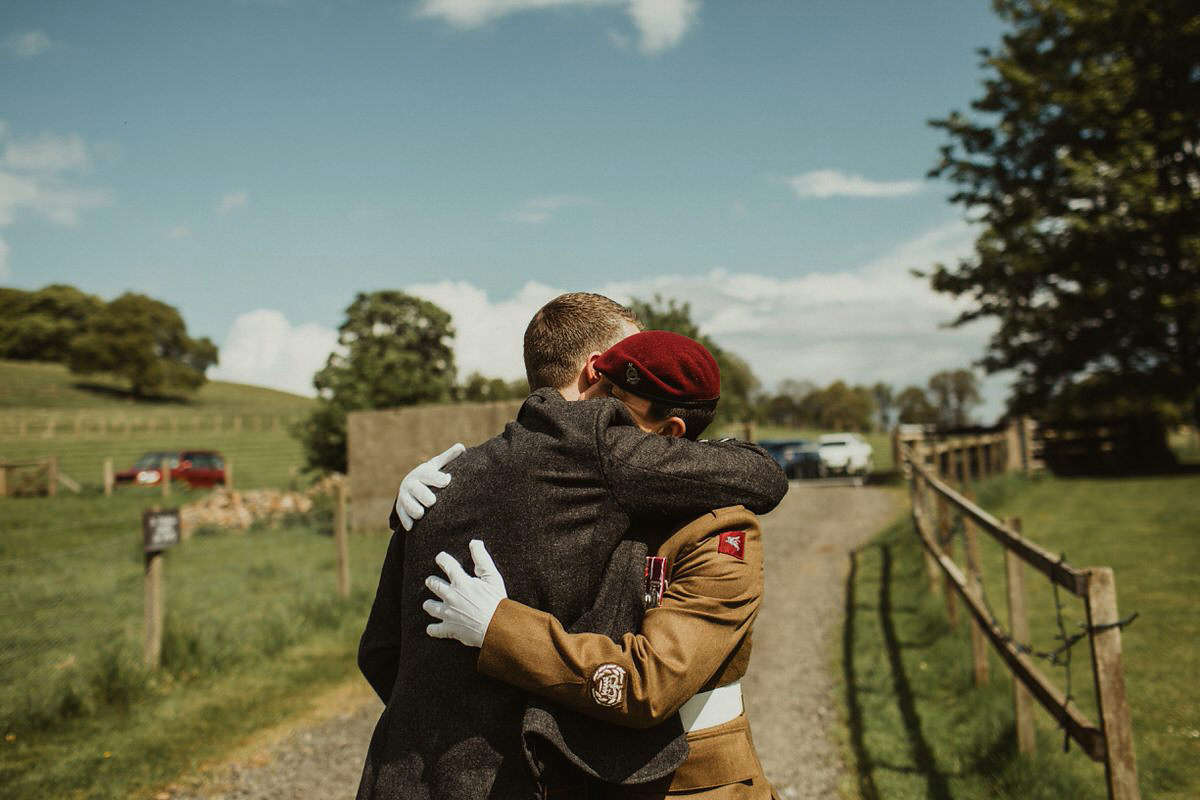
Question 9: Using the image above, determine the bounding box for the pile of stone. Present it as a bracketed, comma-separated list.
[180, 488, 315, 536]
[304, 471, 347, 499]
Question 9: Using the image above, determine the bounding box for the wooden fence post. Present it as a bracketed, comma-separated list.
[334, 481, 350, 599]
[936, 493, 959, 625]
[225, 460, 234, 491]
[1004, 516, 1036, 754]
[1086, 567, 1140, 800]
[103, 457, 114, 497]
[963, 488, 989, 687]
[0, 464, 7, 498]
[144, 551, 164, 668]
[914, 471, 941, 596]
[161, 456, 171, 499]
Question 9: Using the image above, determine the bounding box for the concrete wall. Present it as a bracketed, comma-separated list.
[347, 400, 523, 532]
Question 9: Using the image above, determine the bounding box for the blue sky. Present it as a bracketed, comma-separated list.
[1, 1, 1012, 419]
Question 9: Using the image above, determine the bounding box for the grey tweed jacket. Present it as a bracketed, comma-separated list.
[356, 389, 787, 800]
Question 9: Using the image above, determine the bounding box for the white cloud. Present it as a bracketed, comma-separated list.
[0, 121, 112, 278]
[788, 169, 924, 199]
[208, 309, 340, 396]
[626, 0, 698, 53]
[410, 219, 1005, 421]
[407, 280, 561, 380]
[216, 190, 249, 215]
[415, 0, 699, 54]
[165, 224, 193, 240]
[206, 220, 1006, 420]
[1, 131, 88, 173]
[503, 194, 590, 224]
[6, 31, 53, 59]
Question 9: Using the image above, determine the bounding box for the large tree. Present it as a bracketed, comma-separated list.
[927, 368, 983, 428]
[298, 291, 456, 473]
[0, 284, 104, 362]
[928, 0, 1200, 424]
[629, 296, 761, 427]
[68, 293, 217, 397]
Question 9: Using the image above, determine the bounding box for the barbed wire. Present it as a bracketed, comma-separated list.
[949, 515, 1139, 752]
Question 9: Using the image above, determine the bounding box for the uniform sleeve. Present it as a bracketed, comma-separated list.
[599, 425, 787, 518]
[357, 530, 405, 703]
[476, 520, 762, 729]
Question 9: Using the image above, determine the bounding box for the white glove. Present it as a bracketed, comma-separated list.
[394, 443, 466, 532]
[423, 539, 508, 648]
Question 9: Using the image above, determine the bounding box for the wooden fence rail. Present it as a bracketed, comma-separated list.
[901, 441, 1140, 800]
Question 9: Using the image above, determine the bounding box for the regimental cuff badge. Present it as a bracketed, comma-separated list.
[644, 556, 667, 609]
[590, 663, 626, 708]
[718, 531, 745, 560]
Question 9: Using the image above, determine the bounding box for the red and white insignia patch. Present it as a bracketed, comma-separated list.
[718, 531, 745, 560]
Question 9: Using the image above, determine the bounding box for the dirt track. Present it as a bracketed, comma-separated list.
[163, 481, 900, 800]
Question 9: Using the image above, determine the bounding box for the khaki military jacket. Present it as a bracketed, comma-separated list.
[479, 506, 777, 798]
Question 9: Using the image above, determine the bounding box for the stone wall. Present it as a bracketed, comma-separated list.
[346, 400, 523, 532]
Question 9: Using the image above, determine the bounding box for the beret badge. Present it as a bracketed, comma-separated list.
[625, 362, 641, 385]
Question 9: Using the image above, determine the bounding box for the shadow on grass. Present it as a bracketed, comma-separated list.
[842, 548, 880, 800]
[70, 382, 195, 405]
[843, 543, 953, 800]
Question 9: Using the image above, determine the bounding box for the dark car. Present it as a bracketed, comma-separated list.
[115, 450, 227, 489]
[759, 439, 825, 479]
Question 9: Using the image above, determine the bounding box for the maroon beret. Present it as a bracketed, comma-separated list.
[595, 331, 720, 407]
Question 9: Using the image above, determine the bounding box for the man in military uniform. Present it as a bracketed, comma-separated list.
[356, 296, 787, 799]
[421, 334, 779, 798]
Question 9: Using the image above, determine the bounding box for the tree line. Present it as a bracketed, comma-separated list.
[0, 285, 218, 398]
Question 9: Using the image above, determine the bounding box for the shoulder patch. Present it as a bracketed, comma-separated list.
[591, 663, 626, 707]
[718, 530, 746, 560]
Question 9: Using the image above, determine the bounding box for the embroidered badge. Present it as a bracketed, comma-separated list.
[718, 531, 745, 560]
[644, 556, 667, 609]
[591, 663, 626, 708]
[625, 362, 641, 385]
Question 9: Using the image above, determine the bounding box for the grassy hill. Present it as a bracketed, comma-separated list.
[0, 360, 314, 412]
[0, 361, 315, 489]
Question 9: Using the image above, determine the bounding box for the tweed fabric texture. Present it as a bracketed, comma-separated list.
[356, 389, 787, 800]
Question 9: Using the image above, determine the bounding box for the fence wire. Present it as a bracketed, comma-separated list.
[945, 500, 1139, 753]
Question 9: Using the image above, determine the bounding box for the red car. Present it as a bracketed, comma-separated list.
[115, 450, 227, 489]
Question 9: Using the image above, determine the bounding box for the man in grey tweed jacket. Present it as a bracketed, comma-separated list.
[356, 294, 787, 799]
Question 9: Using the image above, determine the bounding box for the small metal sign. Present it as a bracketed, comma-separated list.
[143, 508, 181, 553]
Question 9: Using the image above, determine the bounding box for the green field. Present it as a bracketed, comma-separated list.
[0, 489, 389, 799]
[0, 361, 314, 490]
[0, 362, 389, 798]
[0, 360, 315, 413]
[839, 471, 1200, 799]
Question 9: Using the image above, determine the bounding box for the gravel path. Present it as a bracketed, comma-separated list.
[162, 481, 899, 800]
[746, 481, 900, 800]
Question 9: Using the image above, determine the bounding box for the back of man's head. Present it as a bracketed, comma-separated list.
[523, 293, 641, 391]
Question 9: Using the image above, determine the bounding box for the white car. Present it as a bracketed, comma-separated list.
[818, 433, 874, 477]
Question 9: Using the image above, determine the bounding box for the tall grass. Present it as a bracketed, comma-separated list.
[0, 489, 388, 799]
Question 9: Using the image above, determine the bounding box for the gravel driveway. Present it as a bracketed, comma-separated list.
[162, 481, 900, 800]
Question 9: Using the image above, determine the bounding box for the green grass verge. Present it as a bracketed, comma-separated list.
[0, 490, 389, 799]
[839, 472, 1200, 799]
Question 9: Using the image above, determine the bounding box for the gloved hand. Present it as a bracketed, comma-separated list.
[394, 443, 466, 531]
[423, 539, 508, 648]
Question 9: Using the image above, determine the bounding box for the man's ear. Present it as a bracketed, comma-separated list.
[658, 416, 687, 439]
[583, 352, 604, 386]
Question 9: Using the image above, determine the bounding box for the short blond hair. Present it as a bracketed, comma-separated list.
[523, 293, 641, 390]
